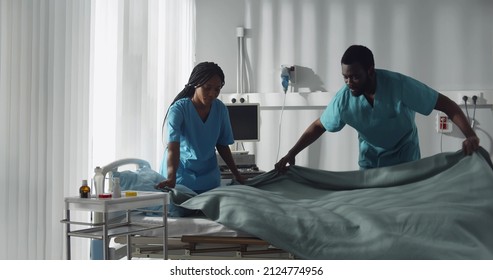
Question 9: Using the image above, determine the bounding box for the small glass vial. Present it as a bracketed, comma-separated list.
[79, 179, 91, 198]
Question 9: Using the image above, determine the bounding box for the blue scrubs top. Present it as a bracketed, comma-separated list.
[160, 98, 234, 193]
[320, 69, 439, 169]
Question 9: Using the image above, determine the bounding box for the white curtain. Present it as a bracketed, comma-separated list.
[0, 0, 92, 260]
[92, 0, 195, 171]
[0, 0, 195, 260]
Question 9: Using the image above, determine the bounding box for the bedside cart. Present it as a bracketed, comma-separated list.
[61, 191, 169, 260]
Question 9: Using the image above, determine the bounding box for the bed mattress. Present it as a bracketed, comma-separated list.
[127, 213, 249, 238]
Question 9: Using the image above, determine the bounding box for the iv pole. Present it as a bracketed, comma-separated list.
[236, 27, 244, 94]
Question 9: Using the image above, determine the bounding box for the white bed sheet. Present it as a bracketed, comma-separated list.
[129, 213, 249, 238]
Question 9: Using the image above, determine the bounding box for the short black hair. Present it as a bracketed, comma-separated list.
[341, 45, 375, 70]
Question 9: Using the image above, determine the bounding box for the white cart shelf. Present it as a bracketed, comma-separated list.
[61, 191, 169, 260]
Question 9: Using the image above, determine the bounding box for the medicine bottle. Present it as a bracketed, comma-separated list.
[79, 179, 91, 198]
[113, 177, 121, 198]
[93, 166, 104, 195]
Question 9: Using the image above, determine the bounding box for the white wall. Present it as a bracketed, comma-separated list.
[196, 0, 493, 171]
[197, 0, 493, 93]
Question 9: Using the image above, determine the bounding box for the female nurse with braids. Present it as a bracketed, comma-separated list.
[156, 62, 245, 197]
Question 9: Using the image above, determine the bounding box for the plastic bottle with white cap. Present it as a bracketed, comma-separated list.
[112, 177, 121, 198]
[93, 166, 104, 196]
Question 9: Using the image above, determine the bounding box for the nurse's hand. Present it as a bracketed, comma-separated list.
[234, 174, 246, 185]
[155, 178, 176, 190]
[275, 153, 296, 173]
[462, 135, 480, 155]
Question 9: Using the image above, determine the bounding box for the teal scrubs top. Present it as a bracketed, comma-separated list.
[160, 98, 234, 193]
[320, 69, 439, 169]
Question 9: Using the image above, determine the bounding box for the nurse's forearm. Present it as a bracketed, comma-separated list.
[216, 145, 241, 176]
[288, 118, 326, 157]
[167, 142, 180, 180]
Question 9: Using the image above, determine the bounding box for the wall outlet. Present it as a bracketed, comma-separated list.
[288, 65, 296, 84]
[456, 92, 487, 106]
[436, 113, 452, 133]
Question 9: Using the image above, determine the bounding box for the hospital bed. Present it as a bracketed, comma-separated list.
[111, 216, 291, 259]
[104, 147, 493, 260]
[99, 158, 292, 260]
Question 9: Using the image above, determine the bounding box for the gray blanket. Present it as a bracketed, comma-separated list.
[177, 148, 493, 259]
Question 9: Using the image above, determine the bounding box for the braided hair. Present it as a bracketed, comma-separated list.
[161, 62, 225, 142]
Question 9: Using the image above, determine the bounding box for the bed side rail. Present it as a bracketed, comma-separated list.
[101, 158, 151, 177]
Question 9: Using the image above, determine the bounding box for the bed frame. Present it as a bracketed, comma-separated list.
[113, 235, 293, 259]
[101, 158, 294, 260]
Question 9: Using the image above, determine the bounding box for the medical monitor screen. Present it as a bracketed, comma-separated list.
[226, 103, 260, 142]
